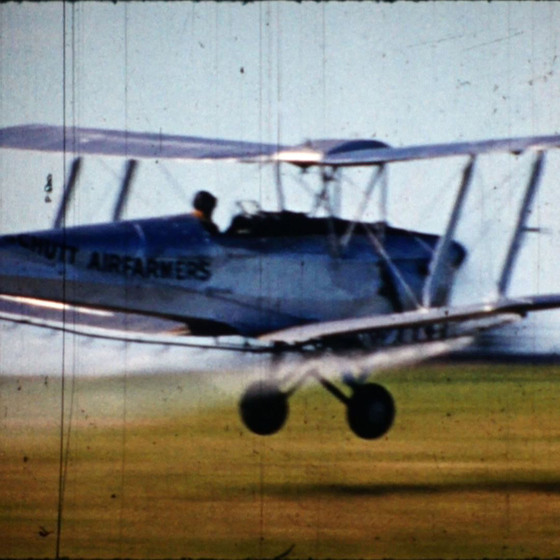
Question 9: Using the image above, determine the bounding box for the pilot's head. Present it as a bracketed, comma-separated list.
[193, 190, 217, 218]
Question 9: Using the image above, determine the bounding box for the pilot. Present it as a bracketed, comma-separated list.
[191, 190, 219, 234]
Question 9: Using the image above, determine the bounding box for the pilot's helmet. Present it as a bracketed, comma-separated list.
[193, 190, 217, 216]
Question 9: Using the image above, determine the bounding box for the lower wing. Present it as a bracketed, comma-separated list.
[260, 295, 560, 345]
[0, 294, 475, 383]
[4, 291, 557, 382]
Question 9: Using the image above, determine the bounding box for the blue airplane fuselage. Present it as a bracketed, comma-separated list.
[0, 212, 465, 336]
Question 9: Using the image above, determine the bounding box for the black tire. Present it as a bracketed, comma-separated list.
[346, 383, 395, 439]
[239, 381, 289, 436]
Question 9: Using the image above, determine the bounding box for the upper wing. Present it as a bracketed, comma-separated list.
[2, 124, 560, 166]
[260, 295, 560, 344]
[266, 135, 560, 167]
[0, 124, 284, 161]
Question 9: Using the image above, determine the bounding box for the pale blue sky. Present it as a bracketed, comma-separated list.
[1, 1, 560, 352]
[3, 3, 559, 139]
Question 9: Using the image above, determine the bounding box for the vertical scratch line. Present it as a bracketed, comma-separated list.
[55, 3, 68, 558]
[118, 5, 130, 556]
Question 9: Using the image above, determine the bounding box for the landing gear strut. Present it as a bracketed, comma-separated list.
[239, 373, 395, 440]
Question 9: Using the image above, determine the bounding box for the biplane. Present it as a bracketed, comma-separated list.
[1, 124, 560, 440]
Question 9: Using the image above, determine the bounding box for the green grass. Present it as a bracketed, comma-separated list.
[1, 361, 560, 558]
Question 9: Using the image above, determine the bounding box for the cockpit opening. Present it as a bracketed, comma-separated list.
[224, 208, 385, 238]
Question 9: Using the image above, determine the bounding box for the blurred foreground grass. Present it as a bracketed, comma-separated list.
[1, 361, 560, 558]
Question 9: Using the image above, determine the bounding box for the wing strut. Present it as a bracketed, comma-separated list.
[341, 164, 386, 249]
[422, 156, 476, 307]
[274, 163, 285, 211]
[497, 151, 546, 297]
[362, 224, 421, 310]
[54, 157, 82, 229]
[112, 159, 138, 221]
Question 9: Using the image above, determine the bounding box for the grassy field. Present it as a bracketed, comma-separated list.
[1, 361, 560, 558]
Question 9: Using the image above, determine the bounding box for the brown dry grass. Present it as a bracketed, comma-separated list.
[1, 361, 560, 558]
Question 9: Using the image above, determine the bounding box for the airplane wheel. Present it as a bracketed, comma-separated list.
[239, 381, 289, 436]
[346, 383, 395, 439]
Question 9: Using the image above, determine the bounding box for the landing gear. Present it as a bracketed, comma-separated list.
[346, 383, 395, 439]
[239, 373, 396, 440]
[239, 380, 289, 436]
